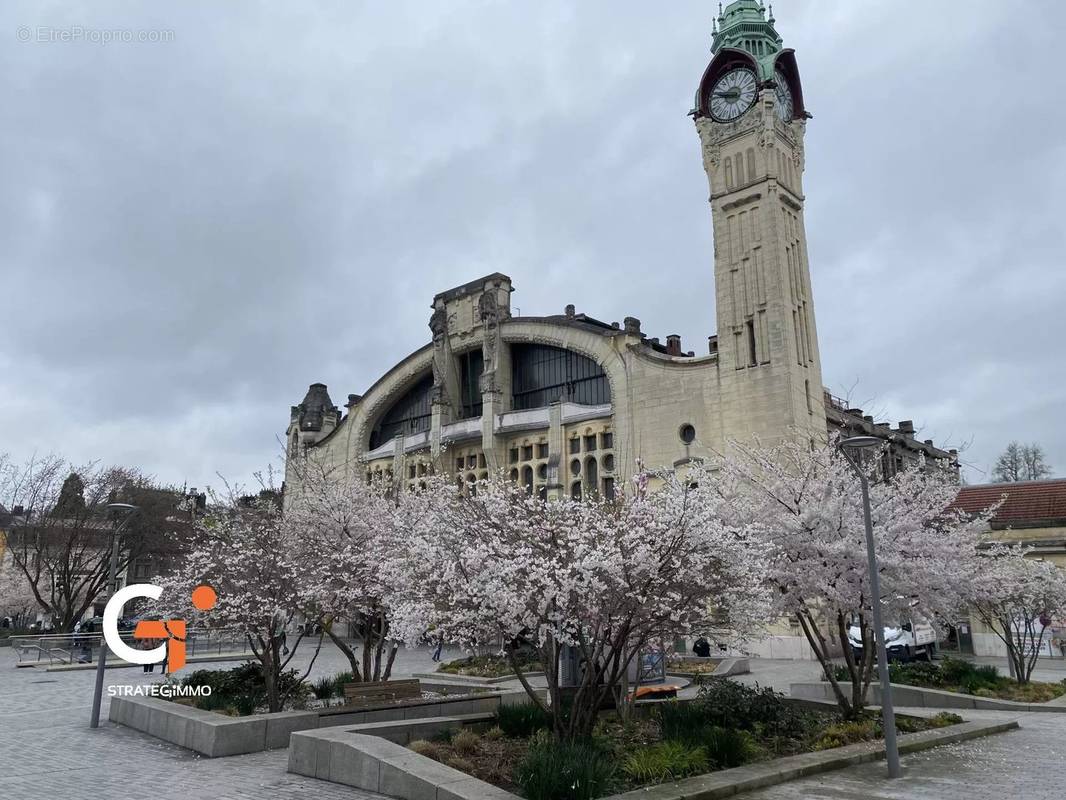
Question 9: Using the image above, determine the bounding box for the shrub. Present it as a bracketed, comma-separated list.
[483, 725, 505, 740]
[828, 664, 851, 683]
[812, 719, 877, 750]
[409, 739, 443, 760]
[437, 653, 541, 678]
[452, 729, 480, 755]
[692, 679, 801, 737]
[623, 741, 708, 783]
[180, 662, 307, 715]
[701, 727, 755, 769]
[331, 671, 354, 698]
[446, 755, 474, 773]
[930, 712, 963, 727]
[496, 701, 552, 738]
[515, 739, 617, 800]
[311, 675, 337, 700]
[887, 661, 944, 688]
[657, 700, 713, 745]
[960, 667, 1000, 695]
[430, 727, 455, 744]
[939, 657, 976, 685]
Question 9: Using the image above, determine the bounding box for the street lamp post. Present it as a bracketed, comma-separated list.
[838, 436, 901, 779]
[89, 502, 138, 729]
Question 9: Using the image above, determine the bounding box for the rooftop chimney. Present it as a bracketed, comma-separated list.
[564, 304, 576, 319]
[666, 334, 682, 356]
[897, 420, 915, 435]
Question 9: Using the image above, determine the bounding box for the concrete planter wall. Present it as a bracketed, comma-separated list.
[289, 712, 1017, 800]
[290, 721, 521, 800]
[413, 670, 546, 686]
[790, 681, 1066, 713]
[110, 688, 538, 757]
[667, 656, 750, 679]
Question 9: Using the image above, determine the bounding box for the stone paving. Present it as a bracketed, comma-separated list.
[0, 641, 466, 800]
[1, 647, 1065, 800]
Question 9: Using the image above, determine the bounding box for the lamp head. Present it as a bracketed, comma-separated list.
[837, 435, 882, 453]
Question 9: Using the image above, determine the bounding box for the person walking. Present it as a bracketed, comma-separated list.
[142, 638, 155, 674]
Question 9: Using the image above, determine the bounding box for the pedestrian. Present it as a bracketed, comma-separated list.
[142, 638, 156, 674]
[692, 637, 711, 658]
[432, 636, 444, 663]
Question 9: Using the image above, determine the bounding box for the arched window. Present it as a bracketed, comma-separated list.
[369, 374, 432, 449]
[584, 457, 599, 498]
[511, 344, 610, 410]
[522, 466, 534, 495]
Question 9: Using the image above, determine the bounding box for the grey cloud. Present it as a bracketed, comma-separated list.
[2, 0, 1062, 487]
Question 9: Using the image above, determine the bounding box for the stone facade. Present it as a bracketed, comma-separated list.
[284, 4, 956, 499]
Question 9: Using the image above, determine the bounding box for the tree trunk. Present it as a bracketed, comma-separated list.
[323, 624, 363, 682]
[263, 642, 282, 713]
[798, 609, 857, 719]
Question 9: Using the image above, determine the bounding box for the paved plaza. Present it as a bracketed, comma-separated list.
[1, 645, 1065, 799]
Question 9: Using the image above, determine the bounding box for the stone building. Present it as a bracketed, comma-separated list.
[952, 479, 1066, 658]
[285, 1, 956, 504]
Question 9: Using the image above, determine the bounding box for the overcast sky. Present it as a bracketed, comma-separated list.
[3, 1, 1064, 491]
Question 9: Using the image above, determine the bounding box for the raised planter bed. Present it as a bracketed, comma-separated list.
[791, 681, 1066, 712]
[666, 656, 750, 679]
[110, 687, 537, 757]
[288, 716, 1018, 800]
[413, 670, 546, 686]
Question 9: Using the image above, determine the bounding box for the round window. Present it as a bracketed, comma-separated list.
[679, 424, 696, 445]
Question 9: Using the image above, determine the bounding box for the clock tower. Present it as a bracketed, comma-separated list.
[695, 1, 826, 446]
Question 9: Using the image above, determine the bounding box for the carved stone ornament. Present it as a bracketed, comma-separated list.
[429, 306, 448, 341]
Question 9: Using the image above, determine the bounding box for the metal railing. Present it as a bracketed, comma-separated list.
[9, 628, 252, 666]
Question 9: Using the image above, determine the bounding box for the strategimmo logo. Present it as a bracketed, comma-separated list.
[102, 583, 217, 673]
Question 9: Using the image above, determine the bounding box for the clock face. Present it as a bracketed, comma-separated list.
[709, 68, 758, 122]
[774, 70, 794, 122]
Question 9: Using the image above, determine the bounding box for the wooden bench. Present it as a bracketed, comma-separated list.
[342, 679, 422, 708]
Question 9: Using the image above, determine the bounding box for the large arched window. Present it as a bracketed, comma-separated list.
[369, 374, 432, 449]
[511, 344, 610, 410]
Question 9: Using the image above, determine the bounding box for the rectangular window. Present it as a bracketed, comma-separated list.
[584, 435, 597, 452]
[569, 439, 580, 455]
[746, 320, 757, 367]
[457, 349, 484, 420]
[478, 453, 486, 469]
[537, 443, 548, 459]
[601, 432, 613, 449]
[522, 445, 534, 462]
[509, 448, 519, 464]
[455, 458, 464, 473]
[603, 477, 615, 500]
[467, 455, 478, 469]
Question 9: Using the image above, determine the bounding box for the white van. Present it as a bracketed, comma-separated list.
[847, 620, 938, 662]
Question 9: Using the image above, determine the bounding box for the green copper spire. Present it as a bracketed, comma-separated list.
[711, 0, 784, 80]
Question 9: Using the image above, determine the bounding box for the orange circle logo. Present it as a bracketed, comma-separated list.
[191, 584, 218, 611]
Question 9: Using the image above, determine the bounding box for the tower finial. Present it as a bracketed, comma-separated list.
[768, 4, 775, 23]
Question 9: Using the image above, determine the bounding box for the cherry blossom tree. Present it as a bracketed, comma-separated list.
[712, 438, 991, 719]
[965, 544, 1066, 684]
[284, 453, 403, 683]
[389, 469, 770, 741]
[0, 558, 37, 628]
[156, 486, 321, 712]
